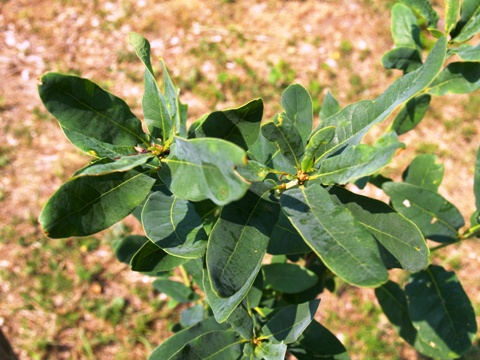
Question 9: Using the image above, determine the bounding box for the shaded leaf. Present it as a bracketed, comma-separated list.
[280, 185, 388, 287]
[39, 170, 155, 238]
[391, 94, 431, 135]
[267, 211, 311, 255]
[451, 0, 480, 42]
[281, 84, 313, 145]
[382, 47, 422, 73]
[245, 271, 264, 310]
[319, 91, 341, 121]
[130, 240, 189, 273]
[112, 235, 149, 265]
[152, 278, 198, 303]
[180, 304, 204, 328]
[74, 154, 155, 176]
[263, 263, 318, 294]
[428, 62, 480, 95]
[401, 0, 439, 28]
[227, 304, 254, 340]
[403, 154, 444, 191]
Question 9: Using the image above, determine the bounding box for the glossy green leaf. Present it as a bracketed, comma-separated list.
[149, 317, 231, 360]
[383, 182, 464, 242]
[227, 304, 254, 340]
[280, 185, 388, 287]
[130, 32, 173, 140]
[112, 235, 149, 265]
[300, 126, 336, 172]
[312, 37, 446, 165]
[391, 94, 431, 135]
[401, 0, 439, 28]
[281, 84, 313, 145]
[142, 191, 207, 258]
[428, 62, 480, 95]
[261, 115, 305, 169]
[319, 91, 341, 121]
[289, 320, 350, 360]
[475, 147, 480, 213]
[449, 44, 480, 61]
[315, 132, 404, 185]
[180, 304, 204, 328]
[445, 0, 460, 35]
[403, 154, 444, 191]
[451, 0, 480, 42]
[38, 72, 149, 158]
[194, 99, 263, 151]
[329, 186, 429, 272]
[267, 211, 311, 255]
[382, 47, 422, 73]
[152, 278, 198, 303]
[263, 263, 318, 294]
[130, 240, 189, 273]
[406, 265, 477, 358]
[207, 182, 279, 297]
[39, 170, 155, 238]
[159, 137, 250, 206]
[391, 3, 422, 49]
[261, 299, 320, 344]
[74, 154, 154, 176]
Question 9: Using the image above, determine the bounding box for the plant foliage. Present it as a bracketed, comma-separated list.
[38, 1, 480, 358]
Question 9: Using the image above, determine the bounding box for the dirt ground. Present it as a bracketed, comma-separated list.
[0, 0, 479, 359]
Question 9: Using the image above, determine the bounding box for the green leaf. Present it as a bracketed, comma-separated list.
[445, 0, 460, 35]
[130, 240, 189, 273]
[319, 91, 341, 121]
[149, 317, 231, 360]
[112, 235, 149, 265]
[227, 304, 254, 340]
[236, 160, 278, 182]
[261, 299, 320, 344]
[160, 59, 186, 137]
[267, 211, 311, 255]
[159, 137, 250, 206]
[245, 271, 264, 310]
[300, 126, 336, 172]
[207, 182, 279, 297]
[382, 47, 422, 73]
[280, 185, 388, 287]
[403, 154, 444, 191]
[329, 186, 429, 273]
[39, 170, 155, 238]
[391, 94, 431, 135]
[255, 342, 287, 360]
[400, 0, 439, 28]
[281, 84, 313, 145]
[475, 147, 480, 213]
[130, 32, 173, 140]
[74, 154, 155, 176]
[382, 182, 464, 242]
[314, 132, 404, 185]
[289, 320, 350, 360]
[312, 37, 446, 165]
[406, 265, 477, 358]
[391, 3, 422, 49]
[451, 0, 480, 42]
[142, 191, 207, 258]
[152, 278, 198, 303]
[449, 44, 480, 61]
[262, 263, 318, 294]
[261, 115, 305, 169]
[194, 99, 264, 151]
[38, 72, 149, 158]
[428, 62, 480, 95]
[192, 199, 220, 236]
[180, 304, 204, 328]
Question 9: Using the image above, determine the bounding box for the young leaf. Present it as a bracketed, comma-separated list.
[73, 154, 155, 177]
[400, 0, 440, 28]
[142, 191, 207, 259]
[312, 37, 447, 165]
[319, 91, 341, 121]
[300, 125, 336, 172]
[402, 154, 444, 191]
[451, 0, 480, 42]
[448, 43, 480, 61]
[406, 265, 477, 358]
[152, 278, 198, 303]
[428, 62, 480, 95]
[263, 263, 318, 294]
[445, 0, 460, 35]
[130, 32, 173, 140]
[207, 182, 279, 297]
[194, 99, 264, 151]
[281, 84, 313, 145]
[261, 114, 305, 169]
[149, 317, 231, 360]
[383, 182, 464, 242]
[130, 240, 189, 273]
[267, 211, 311, 255]
[39, 170, 155, 238]
[391, 3, 422, 49]
[261, 299, 320, 344]
[38, 72, 149, 158]
[329, 186, 429, 273]
[280, 184, 388, 288]
[381, 47, 422, 73]
[159, 137, 250, 206]
[314, 132, 404, 185]
[391, 94, 431, 135]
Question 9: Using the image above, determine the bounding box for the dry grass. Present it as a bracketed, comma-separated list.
[0, 0, 479, 359]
